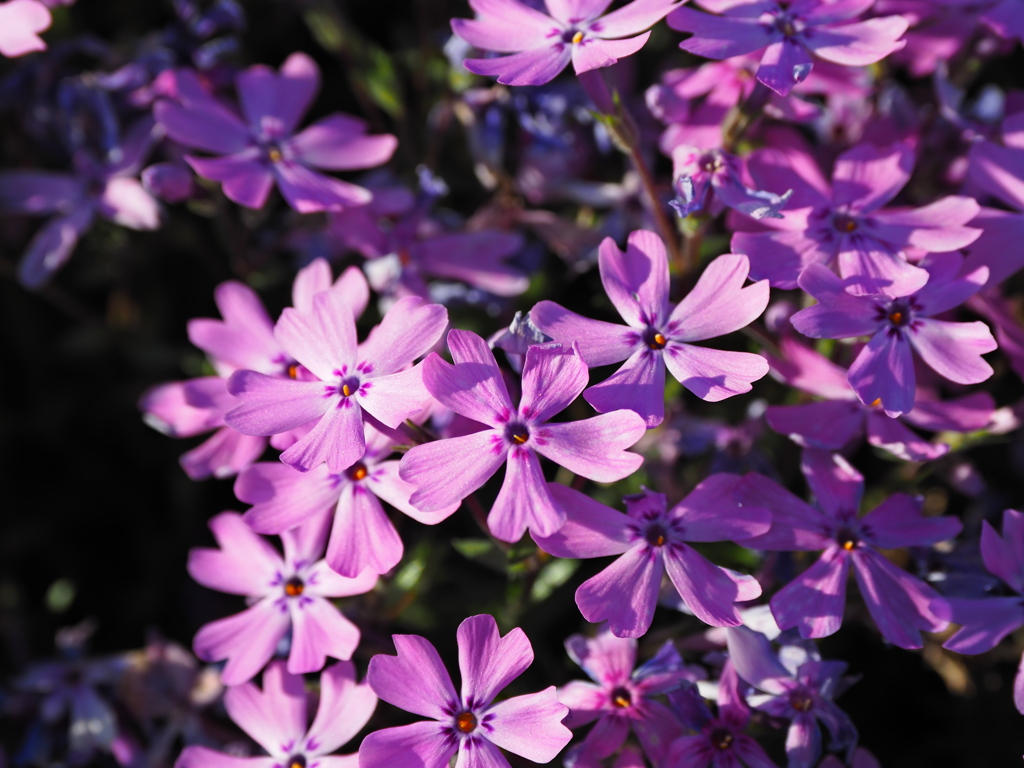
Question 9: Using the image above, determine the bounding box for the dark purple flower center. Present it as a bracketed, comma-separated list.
[875, 297, 921, 335]
[833, 213, 858, 233]
[790, 690, 814, 712]
[347, 462, 368, 481]
[772, 9, 803, 38]
[700, 152, 723, 173]
[645, 523, 669, 547]
[287, 755, 306, 768]
[338, 375, 360, 398]
[836, 527, 859, 551]
[710, 727, 734, 750]
[284, 576, 305, 597]
[643, 326, 667, 350]
[506, 422, 530, 445]
[561, 28, 585, 44]
[610, 686, 632, 708]
[455, 711, 478, 733]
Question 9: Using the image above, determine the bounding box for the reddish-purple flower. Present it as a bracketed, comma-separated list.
[359, 614, 572, 768]
[452, 0, 681, 86]
[532, 230, 770, 427]
[534, 481, 769, 637]
[155, 53, 397, 212]
[187, 511, 376, 686]
[175, 660, 376, 768]
[399, 332, 647, 542]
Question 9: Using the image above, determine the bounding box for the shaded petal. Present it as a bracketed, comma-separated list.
[734, 472, 831, 551]
[565, 629, 635, 687]
[572, 34, 651, 73]
[530, 302, 637, 367]
[358, 296, 448, 377]
[226, 372, 330, 436]
[186, 154, 274, 210]
[908, 318, 996, 386]
[847, 330, 916, 417]
[326, 483, 403, 577]
[458, 614, 533, 709]
[860, 493, 961, 549]
[865, 410, 947, 462]
[568, 712, 631, 763]
[187, 511, 283, 595]
[489, 448, 563, 541]
[800, 449, 863, 519]
[520, 342, 589, 424]
[724, 625, 791, 696]
[273, 162, 372, 213]
[415, 231, 528, 296]
[223, 662, 306, 756]
[402, 429, 507, 511]
[767, 400, 864, 450]
[96, 177, 161, 230]
[464, 45, 572, 87]
[0, 170, 83, 215]
[662, 343, 769, 402]
[533, 410, 646, 482]
[181, 428, 267, 481]
[576, 546, 663, 638]
[17, 204, 95, 289]
[942, 597, 1024, 655]
[153, 99, 250, 155]
[451, 0, 559, 52]
[981, 512, 1024, 593]
[599, 230, 670, 328]
[831, 142, 913, 214]
[237, 462, 338, 534]
[556, 681, 606, 728]
[771, 547, 851, 639]
[784, 713, 821, 768]
[193, 599, 290, 686]
[533, 483, 633, 558]
[237, 52, 319, 136]
[835, 235, 929, 298]
[671, 473, 771, 541]
[667, 253, 770, 342]
[803, 16, 909, 67]
[734, 227, 833, 289]
[593, 0, 679, 37]
[368, 460, 460, 525]
[665, 544, 754, 626]
[276, 291, 357, 380]
[358, 721, 455, 768]
[485, 688, 573, 763]
[867, 196, 982, 252]
[174, 747, 276, 768]
[757, 37, 813, 97]
[289, 114, 397, 171]
[584, 347, 666, 427]
[670, 8, 774, 59]
[367, 635, 457, 719]
[902, 391, 994, 433]
[288, 596, 361, 672]
[969, 141, 1024, 212]
[305, 661, 377, 755]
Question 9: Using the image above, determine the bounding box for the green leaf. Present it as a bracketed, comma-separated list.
[530, 558, 579, 602]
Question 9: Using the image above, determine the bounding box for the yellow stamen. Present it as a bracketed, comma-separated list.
[571, 30, 584, 44]
[350, 463, 368, 481]
[889, 311, 903, 325]
[456, 712, 477, 733]
[842, 539, 856, 551]
[342, 384, 352, 397]
[284, 579, 304, 597]
[287, 364, 300, 379]
[654, 535, 665, 547]
[512, 431, 529, 445]
[870, 398, 882, 407]
[268, 147, 283, 163]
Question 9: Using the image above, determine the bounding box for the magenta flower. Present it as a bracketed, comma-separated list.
[790, 253, 997, 418]
[235, 424, 459, 578]
[942, 509, 1024, 714]
[140, 259, 369, 479]
[735, 140, 982, 297]
[176, 660, 376, 768]
[399, 332, 646, 542]
[534, 480, 768, 637]
[226, 292, 448, 474]
[0, 0, 50, 56]
[765, 336, 994, 462]
[154, 53, 397, 212]
[736, 449, 961, 649]
[668, 0, 908, 97]
[187, 511, 377, 686]
[532, 230, 770, 427]
[360, 614, 572, 768]
[670, 145, 792, 220]
[452, 0, 680, 86]
[558, 627, 695, 766]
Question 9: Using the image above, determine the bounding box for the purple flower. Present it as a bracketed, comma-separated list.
[668, 0, 908, 97]
[558, 627, 696, 766]
[534, 480, 769, 637]
[0, 0, 50, 57]
[399, 332, 647, 542]
[735, 449, 961, 648]
[665, 661, 775, 768]
[154, 53, 397, 212]
[670, 145, 792, 220]
[235, 424, 459, 578]
[452, 0, 680, 86]
[726, 626, 856, 768]
[790, 253, 997, 417]
[942, 509, 1024, 714]
[226, 292, 448, 474]
[187, 511, 377, 686]
[734, 140, 982, 296]
[765, 336, 995, 461]
[0, 118, 161, 287]
[175, 660, 376, 768]
[359, 614, 572, 768]
[140, 259, 369, 479]
[532, 230, 770, 427]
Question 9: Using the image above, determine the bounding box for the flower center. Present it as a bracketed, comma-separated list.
[284, 576, 305, 597]
[287, 755, 306, 768]
[710, 728, 733, 750]
[348, 462, 368, 481]
[287, 363, 300, 379]
[645, 524, 668, 547]
[455, 711, 477, 733]
[642, 326, 667, 350]
[790, 690, 814, 712]
[700, 152, 723, 173]
[506, 422, 530, 445]
[833, 214, 858, 233]
[562, 28, 584, 43]
[888, 310, 906, 326]
[610, 686, 632, 708]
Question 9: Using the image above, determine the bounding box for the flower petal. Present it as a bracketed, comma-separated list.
[533, 483, 633, 558]
[584, 347, 666, 427]
[193, 598, 290, 686]
[533, 410, 646, 482]
[488, 448, 563, 541]
[520, 342, 589, 424]
[909, 318, 996, 386]
[667, 253, 769, 342]
[599, 230, 670, 329]
[223, 661, 306, 755]
[236, 52, 319, 136]
[662, 344, 769, 402]
[368, 635, 457, 720]
[770, 548, 851, 640]
[485, 688, 573, 763]
[288, 596, 361, 672]
[289, 114, 397, 171]
[401, 429, 507, 511]
[458, 614, 534, 709]
[305, 661, 377, 755]
[358, 722, 456, 768]
[530, 302, 637, 367]
[576, 546, 663, 638]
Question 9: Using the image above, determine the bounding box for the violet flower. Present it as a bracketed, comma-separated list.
[0, 118, 161, 287]
[790, 253, 997, 418]
[187, 511, 377, 686]
[452, 0, 680, 86]
[359, 614, 572, 768]
[0, 0, 50, 57]
[235, 424, 459, 578]
[558, 627, 696, 766]
[726, 626, 856, 768]
[734, 140, 982, 297]
[175, 660, 376, 768]
[665, 661, 775, 768]
[226, 292, 448, 474]
[140, 259, 369, 479]
[671, 145, 792, 220]
[942, 509, 1024, 714]
[399, 332, 647, 542]
[534, 480, 769, 637]
[765, 336, 995, 462]
[154, 53, 397, 212]
[668, 0, 908, 97]
[532, 229, 770, 427]
[735, 449, 961, 649]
